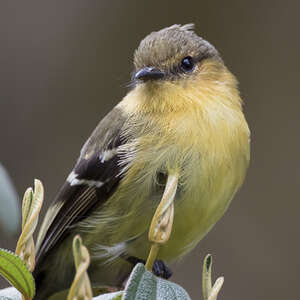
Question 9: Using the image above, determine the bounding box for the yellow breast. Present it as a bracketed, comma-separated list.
[116, 60, 250, 260]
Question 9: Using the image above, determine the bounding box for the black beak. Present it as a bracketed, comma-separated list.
[135, 67, 164, 81]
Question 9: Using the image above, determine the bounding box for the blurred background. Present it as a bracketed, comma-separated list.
[0, 1, 299, 299]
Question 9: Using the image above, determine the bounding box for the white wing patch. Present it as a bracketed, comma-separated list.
[99, 148, 118, 163]
[67, 171, 105, 188]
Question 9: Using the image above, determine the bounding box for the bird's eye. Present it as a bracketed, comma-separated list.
[181, 56, 194, 72]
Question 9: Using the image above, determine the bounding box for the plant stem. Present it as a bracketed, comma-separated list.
[145, 243, 160, 271]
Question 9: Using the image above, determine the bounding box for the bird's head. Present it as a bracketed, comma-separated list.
[128, 24, 241, 114]
[133, 24, 222, 84]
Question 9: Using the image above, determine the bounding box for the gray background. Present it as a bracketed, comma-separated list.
[0, 1, 299, 299]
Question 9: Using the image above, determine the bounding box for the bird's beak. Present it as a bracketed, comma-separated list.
[134, 67, 164, 81]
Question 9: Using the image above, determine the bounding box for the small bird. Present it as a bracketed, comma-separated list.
[34, 24, 250, 299]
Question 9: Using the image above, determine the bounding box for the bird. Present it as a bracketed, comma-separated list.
[33, 24, 250, 299]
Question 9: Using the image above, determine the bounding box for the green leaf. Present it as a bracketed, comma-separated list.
[0, 248, 35, 299]
[123, 263, 191, 300]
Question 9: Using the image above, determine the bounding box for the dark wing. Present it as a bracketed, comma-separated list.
[35, 106, 128, 265]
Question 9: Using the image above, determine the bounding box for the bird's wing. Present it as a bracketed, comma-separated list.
[35, 106, 128, 264]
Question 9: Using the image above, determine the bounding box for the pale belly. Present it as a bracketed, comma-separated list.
[83, 133, 249, 286]
[90, 150, 246, 266]
[124, 170, 239, 263]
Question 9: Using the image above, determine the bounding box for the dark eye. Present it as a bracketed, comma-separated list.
[181, 56, 194, 72]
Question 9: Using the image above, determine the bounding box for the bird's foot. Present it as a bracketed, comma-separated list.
[152, 259, 173, 279]
[127, 256, 172, 279]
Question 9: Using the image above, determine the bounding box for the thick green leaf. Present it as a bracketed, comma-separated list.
[0, 248, 35, 299]
[123, 263, 191, 300]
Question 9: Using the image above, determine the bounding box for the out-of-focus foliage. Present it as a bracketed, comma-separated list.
[0, 286, 22, 300]
[0, 164, 20, 236]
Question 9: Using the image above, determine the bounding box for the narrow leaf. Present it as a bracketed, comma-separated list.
[15, 179, 44, 272]
[148, 174, 178, 244]
[207, 277, 224, 300]
[21, 188, 33, 230]
[0, 248, 35, 299]
[67, 235, 92, 300]
[202, 254, 212, 300]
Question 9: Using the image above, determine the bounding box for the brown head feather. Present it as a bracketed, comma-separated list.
[134, 24, 221, 72]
